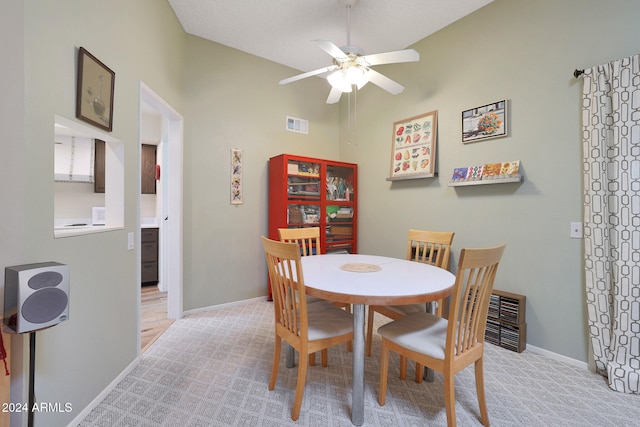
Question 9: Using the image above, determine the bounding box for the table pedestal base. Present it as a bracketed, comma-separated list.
[351, 304, 365, 426]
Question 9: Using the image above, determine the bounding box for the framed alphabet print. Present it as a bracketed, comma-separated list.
[388, 110, 437, 180]
[76, 47, 115, 132]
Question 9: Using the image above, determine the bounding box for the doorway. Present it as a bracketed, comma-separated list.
[138, 82, 183, 352]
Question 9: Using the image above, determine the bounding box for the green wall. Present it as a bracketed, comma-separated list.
[12, 1, 185, 425]
[339, 0, 640, 361]
[182, 35, 339, 309]
[0, 4, 27, 424]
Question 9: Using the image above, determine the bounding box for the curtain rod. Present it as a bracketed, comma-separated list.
[573, 69, 585, 78]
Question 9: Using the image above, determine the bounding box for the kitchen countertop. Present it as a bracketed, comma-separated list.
[52, 217, 157, 238]
[54, 225, 122, 238]
[141, 217, 159, 228]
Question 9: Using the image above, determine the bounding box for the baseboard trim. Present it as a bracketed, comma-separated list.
[66, 357, 139, 427]
[182, 295, 268, 317]
[525, 343, 588, 370]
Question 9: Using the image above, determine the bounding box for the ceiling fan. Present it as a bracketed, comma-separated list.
[278, 0, 420, 104]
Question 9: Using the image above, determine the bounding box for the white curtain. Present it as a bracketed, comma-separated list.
[582, 54, 640, 394]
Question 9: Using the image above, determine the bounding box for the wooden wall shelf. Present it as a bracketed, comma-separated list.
[386, 173, 436, 181]
[448, 175, 523, 187]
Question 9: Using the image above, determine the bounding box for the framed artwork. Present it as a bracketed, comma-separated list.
[462, 100, 507, 143]
[76, 47, 115, 132]
[230, 148, 243, 205]
[388, 110, 437, 180]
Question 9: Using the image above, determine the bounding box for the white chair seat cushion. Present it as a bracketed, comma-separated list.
[377, 312, 448, 360]
[307, 301, 353, 341]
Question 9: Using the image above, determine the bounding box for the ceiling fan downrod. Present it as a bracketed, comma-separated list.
[342, 0, 361, 55]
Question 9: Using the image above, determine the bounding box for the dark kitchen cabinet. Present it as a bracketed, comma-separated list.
[141, 144, 157, 194]
[141, 227, 159, 284]
[94, 139, 105, 193]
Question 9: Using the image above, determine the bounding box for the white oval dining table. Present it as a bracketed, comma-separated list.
[299, 253, 456, 426]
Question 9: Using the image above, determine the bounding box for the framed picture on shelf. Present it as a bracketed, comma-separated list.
[462, 100, 507, 143]
[76, 47, 115, 132]
[388, 110, 437, 180]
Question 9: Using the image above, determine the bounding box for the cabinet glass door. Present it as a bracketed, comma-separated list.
[288, 160, 321, 201]
[326, 165, 355, 201]
[326, 205, 353, 253]
[287, 204, 320, 227]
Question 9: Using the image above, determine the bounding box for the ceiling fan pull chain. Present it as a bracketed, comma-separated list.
[354, 87, 358, 146]
[347, 91, 352, 145]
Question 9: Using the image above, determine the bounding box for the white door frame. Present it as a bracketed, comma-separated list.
[139, 82, 183, 323]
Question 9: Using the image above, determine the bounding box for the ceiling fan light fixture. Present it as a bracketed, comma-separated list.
[328, 65, 369, 93]
[327, 70, 353, 93]
[347, 66, 369, 89]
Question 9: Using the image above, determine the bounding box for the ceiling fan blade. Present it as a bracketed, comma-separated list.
[313, 40, 348, 60]
[326, 87, 343, 104]
[366, 69, 405, 95]
[362, 49, 420, 66]
[279, 65, 338, 85]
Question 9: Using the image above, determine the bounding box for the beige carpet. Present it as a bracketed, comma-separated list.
[79, 299, 640, 426]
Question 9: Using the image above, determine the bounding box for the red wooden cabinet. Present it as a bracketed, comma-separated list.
[268, 154, 358, 298]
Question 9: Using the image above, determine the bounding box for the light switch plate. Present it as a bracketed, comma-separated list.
[127, 232, 135, 250]
[570, 222, 583, 239]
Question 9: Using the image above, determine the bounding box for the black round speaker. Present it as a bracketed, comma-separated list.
[21, 288, 69, 324]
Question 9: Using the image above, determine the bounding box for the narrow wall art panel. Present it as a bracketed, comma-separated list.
[231, 148, 243, 205]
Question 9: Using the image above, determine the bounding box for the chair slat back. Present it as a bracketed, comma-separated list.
[262, 236, 308, 339]
[279, 227, 321, 256]
[406, 229, 455, 270]
[446, 244, 506, 358]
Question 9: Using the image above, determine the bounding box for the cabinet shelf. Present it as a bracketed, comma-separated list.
[288, 222, 321, 227]
[448, 175, 523, 187]
[288, 173, 320, 178]
[288, 193, 320, 199]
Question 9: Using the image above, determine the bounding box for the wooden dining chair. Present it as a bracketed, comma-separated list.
[377, 243, 506, 427]
[366, 229, 455, 375]
[279, 227, 323, 307]
[262, 236, 354, 421]
[279, 227, 352, 363]
[278, 227, 321, 256]
[279, 227, 324, 365]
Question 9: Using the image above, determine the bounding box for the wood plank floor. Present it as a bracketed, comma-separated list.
[141, 285, 173, 352]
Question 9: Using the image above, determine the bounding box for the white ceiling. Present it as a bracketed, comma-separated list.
[167, 0, 494, 74]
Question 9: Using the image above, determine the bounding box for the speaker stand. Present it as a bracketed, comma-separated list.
[28, 332, 35, 427]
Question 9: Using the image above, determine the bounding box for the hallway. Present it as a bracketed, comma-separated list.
[140, 285, 173, 352]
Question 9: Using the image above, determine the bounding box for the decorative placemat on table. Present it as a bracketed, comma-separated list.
[340, 263, 382, 273]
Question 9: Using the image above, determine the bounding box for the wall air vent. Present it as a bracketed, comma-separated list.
[286, 116, 308, 135]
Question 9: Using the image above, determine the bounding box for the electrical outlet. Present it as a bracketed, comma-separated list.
[127, 232, 135, 250]
[570, 222, 583, 239]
